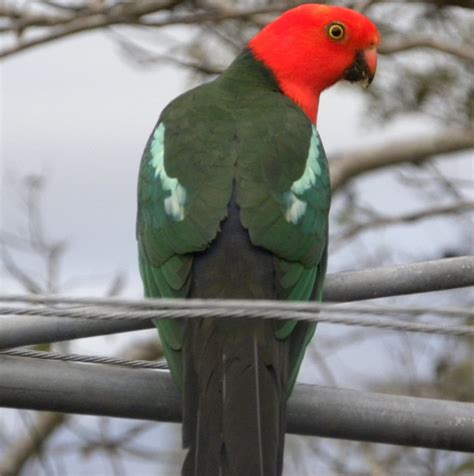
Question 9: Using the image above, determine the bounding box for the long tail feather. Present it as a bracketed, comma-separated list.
[182, 319, 288, 476]
[253, 333, 265, 476]
[181, 193, 289, 475]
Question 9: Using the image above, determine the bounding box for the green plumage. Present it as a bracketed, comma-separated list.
[137, 48, 330, 475]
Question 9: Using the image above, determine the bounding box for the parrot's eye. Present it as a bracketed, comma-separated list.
[328, 23, 345, 41]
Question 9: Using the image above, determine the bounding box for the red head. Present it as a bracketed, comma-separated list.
[249, 4, 381, 123]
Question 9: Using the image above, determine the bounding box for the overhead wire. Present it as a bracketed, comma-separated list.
[0, 299, 472, 336]
[0, 348, 168, 370]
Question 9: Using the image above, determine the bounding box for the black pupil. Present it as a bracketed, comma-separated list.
[332, 26, 342, 37]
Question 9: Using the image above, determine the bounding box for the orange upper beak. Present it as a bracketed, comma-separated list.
[363, 47, 378, 81]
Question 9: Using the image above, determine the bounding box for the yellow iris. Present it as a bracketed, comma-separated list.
[328, 23, 345, 41]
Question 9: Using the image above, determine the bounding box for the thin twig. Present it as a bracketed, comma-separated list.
[0, 0, 185, 58]
[0, 338, 163, 475]
[330, 128, 474, 191]
[335, 202, 474, 245]
[380, 36, 474, 64]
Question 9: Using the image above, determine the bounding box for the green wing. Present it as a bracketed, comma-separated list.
[137, 87, 237, 384]
[274, 128, 330, 392]
[239, 124, 329, 267]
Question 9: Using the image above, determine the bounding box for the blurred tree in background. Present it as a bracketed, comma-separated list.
[1, 0, 473, 475]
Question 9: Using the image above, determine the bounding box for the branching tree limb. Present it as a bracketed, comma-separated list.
[2, 0, 473, 67]
[1, 249, 43, 294]
[395, 0, 474, 8]
[368, 0, 474, 7]
[0, 338, 163, 476]
[0, 2, 295, 59]
[334, 202, 474, 246]
[137, 4, 293, 28]
[0, 0, 185, 58]
[330, 128, 474, 191]
[380, 37, 474, 64]
[0, 412, 67, 476]
[109, 30, 224, 75]
[0, 175, 133, 475]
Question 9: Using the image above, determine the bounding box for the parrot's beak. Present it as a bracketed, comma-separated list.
[343, 47, 377, 87]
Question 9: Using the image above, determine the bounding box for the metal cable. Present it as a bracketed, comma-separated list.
[0, 304, 473, 336]
[1, 295, 473, 318]
[0, 348, 169, 370]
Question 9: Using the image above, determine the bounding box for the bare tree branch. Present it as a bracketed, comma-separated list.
[375, 0, 474, 8]
[136, 51, 224, 75]
[361, 443, 392, 476]
[380, 36, 474, 64]
[0, 173, 136, 475]
[0, 175, 68, 295]
[0, 338, 163, 476]
[109, 30, 224, 75]
[138, 5, 291, 28]
[357, 0, 384, 12]
[39, 0, 105, 13]
[0, 412, 66, 476]
[2, 0, 472, 68]
[408, 0, 473, 8]
[1, 248, 43, 294]
[335, 202, 474, 245]
[330, 128, 474, 191]
[0, 0, 185, 58]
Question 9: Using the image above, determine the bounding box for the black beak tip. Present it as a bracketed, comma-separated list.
[343, 51, 374, 87]
[365, 71, 375, 88]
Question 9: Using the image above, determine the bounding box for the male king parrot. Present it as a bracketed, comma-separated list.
[137, 4, 380, 475]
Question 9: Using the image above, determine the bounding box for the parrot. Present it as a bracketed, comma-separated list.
[137, 4, 380, 476]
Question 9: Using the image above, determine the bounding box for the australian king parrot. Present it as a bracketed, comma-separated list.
[137, 4, 380, 475]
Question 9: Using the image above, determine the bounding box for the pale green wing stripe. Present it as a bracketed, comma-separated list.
[280, 127, 324, 225]
[149, 123, 187, 222]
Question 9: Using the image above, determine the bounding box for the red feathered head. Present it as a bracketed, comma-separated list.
[249, 4, 381, 122]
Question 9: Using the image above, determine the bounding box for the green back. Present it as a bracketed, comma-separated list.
[137, 49, 331, 394]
